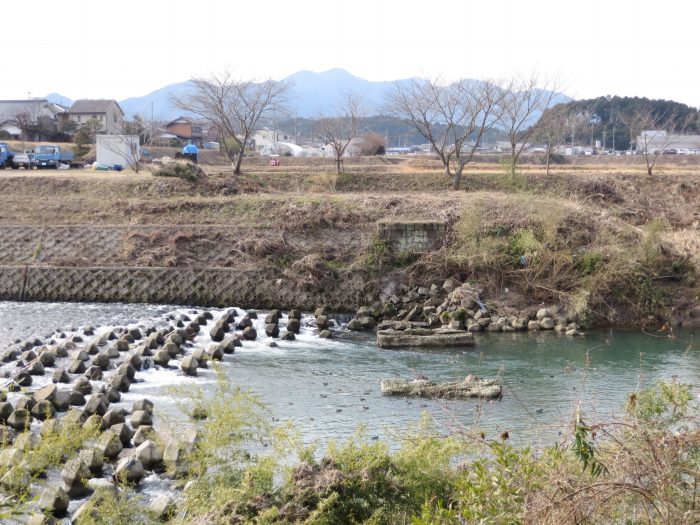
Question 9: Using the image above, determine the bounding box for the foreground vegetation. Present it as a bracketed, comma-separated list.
[2, 370, 697, 524]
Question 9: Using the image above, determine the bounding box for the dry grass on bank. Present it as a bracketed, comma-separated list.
[0, 156, 698, 324]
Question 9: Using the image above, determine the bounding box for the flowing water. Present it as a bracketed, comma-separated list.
[1, 301, 698, 449]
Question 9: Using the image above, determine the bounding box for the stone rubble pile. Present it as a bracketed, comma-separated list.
[346, 277, 585, 347]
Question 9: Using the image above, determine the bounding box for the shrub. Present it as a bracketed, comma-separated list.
[152, 161, 204, 182]
[578, 251, 604, 276]
[74, 488, 158, 525]
[508, 228, 541, 261]
[355, 233, 393, 271]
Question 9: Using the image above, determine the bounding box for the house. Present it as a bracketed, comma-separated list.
[0, 99, 67, 140]
[252, 128, 293, 153]
[161, 117, 204, 146]
[66, 100, 124, 134]
[259, 141, 305, 156]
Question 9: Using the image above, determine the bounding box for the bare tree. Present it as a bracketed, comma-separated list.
[500, 74, 560, 176]
[619, 108, 678, 176]
[174, 72, 289, 175]
[539, 108, 577, 175]
[386, 77, 505, 190]
[316, 91, 364, 174]
[123, 114, 152, 146]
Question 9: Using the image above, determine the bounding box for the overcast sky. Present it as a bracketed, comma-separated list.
[4, 0, 699, 107]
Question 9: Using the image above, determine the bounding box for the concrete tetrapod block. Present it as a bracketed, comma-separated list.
[114, 456, 144, 484]
[135, 439, 163, 470]
[38, 486, 70, 517]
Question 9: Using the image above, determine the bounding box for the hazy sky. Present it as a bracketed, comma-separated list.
[4, 0, 699, 107]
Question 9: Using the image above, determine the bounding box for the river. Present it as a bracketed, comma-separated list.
[1, 301, 698, 449]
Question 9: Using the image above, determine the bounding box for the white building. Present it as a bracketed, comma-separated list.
[252, 128, 293, 153]
[636, 131, 700, 154]
[96, 135, 140, 169]
[259, 141, 305, 156]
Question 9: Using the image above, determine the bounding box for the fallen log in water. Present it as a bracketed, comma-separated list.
[380, 377, 502, 399]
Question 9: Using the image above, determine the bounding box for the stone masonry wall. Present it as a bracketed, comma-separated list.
[376, 220, 445, 253]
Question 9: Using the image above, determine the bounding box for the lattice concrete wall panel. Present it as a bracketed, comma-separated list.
[0, 266, 365, 311]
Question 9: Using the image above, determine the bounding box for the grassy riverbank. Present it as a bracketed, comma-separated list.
[1, 154, 698, 326]
[3, 371, 697, 524]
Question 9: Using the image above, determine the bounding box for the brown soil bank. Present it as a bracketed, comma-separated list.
[0, 156, 698, 327]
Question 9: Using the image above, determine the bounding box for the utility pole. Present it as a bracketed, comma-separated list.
[612, 126, 615, 152]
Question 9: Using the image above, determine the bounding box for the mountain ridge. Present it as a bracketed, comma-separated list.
[44, 69, 571, 122]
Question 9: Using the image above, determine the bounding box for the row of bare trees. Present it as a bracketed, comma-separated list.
[385, 75, 560, 189]
[173, 71, 564, 185]
[536, 105, 688, 176]
[176, 71, 689, 184]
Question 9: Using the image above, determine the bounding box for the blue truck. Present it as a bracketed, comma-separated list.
[0, 142, 14, 169]
[32, 144, 74, 169]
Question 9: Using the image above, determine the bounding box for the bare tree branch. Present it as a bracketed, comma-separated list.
[619, 108, 679, 176]
[315, 90, 364, 174]
[173, 72, 289, 175]
[500, 74, 560, 176]
[386, 77, 505, 190]
[96, 135, 142, 173]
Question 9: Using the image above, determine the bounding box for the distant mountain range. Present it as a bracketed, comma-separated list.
[45, 68, 571, 122]
[44, 93, 74, 108]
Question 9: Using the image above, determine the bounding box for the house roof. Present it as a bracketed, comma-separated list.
[68, 99, 123, 115]
[166, 116, 194, 126]
[0, 99, 59, 120]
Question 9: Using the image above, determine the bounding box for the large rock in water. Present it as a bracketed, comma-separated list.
[265, 323, 280, 338]
[380, 377, 502, 399]
[376, 328, 474, 349]
[286, 318, 301, 334]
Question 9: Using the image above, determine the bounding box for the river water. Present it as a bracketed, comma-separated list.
[1, 301, 698, 449]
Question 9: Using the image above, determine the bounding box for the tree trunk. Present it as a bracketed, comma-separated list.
[545, 151, 551, 176]
[444, 162, 452, 181]
[336, 156, 342, 174]
[452, 164, 464, 191]
[233, 153, 244, 175]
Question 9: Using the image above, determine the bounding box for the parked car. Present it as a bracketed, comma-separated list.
[12, 150, 34, 169]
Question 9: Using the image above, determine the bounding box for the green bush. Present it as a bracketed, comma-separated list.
[508, 228, 541, 261]
[356, 233, 393, 271]
[578, 251, 604, 276]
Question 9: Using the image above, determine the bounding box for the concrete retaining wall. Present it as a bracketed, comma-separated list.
[376, 220, 445, 253]
[0, 266, 367, 311]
